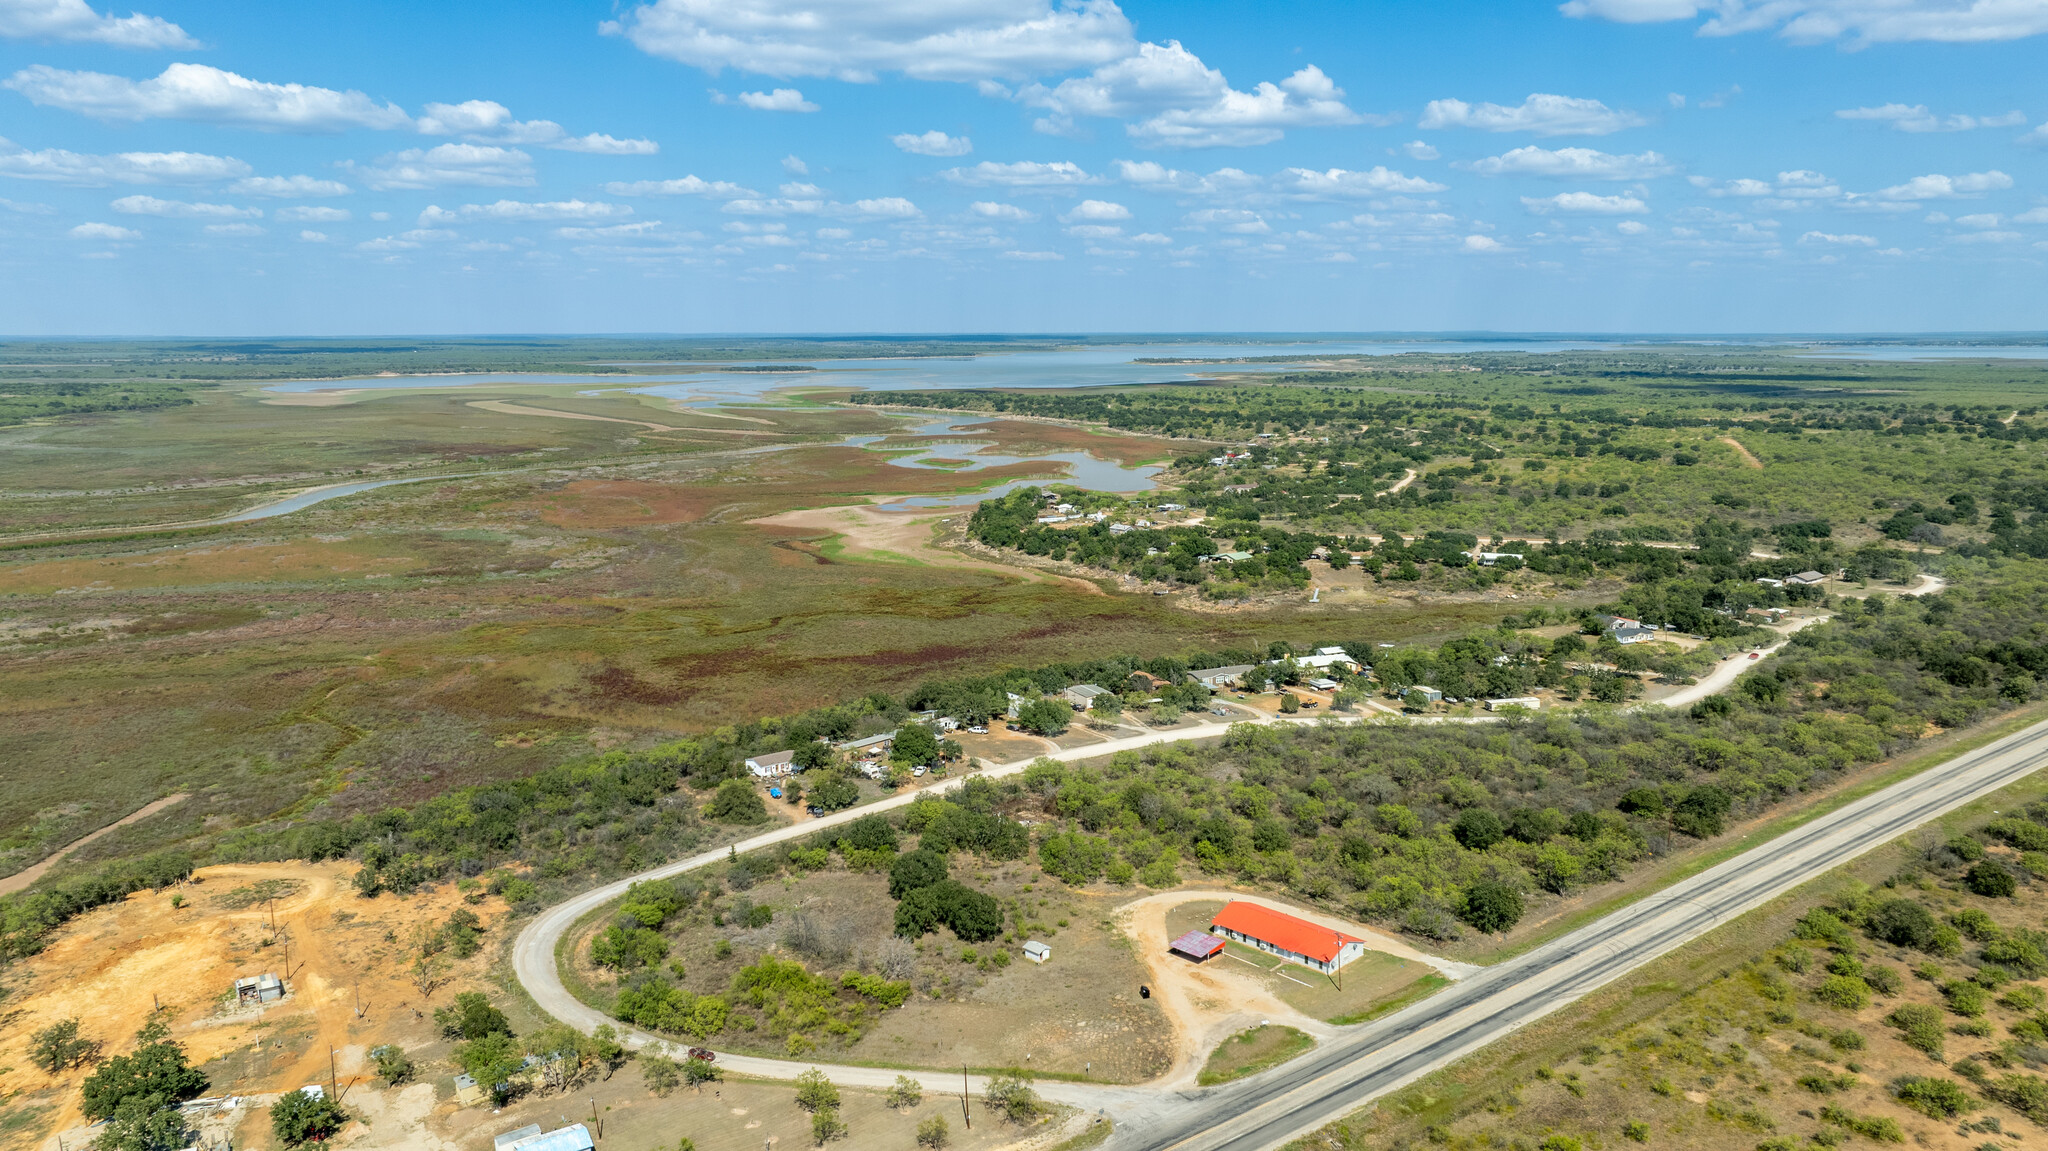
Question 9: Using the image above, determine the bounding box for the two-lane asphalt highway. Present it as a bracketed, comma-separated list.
[1114, 715, 2048, 1151]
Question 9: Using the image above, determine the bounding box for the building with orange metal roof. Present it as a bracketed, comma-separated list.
[1209, 900, 1368, 973]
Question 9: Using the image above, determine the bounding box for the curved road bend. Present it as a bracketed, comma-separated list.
[511, 577, 1957, 1120]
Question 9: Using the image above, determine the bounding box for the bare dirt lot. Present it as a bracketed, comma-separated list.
[0, 860, 508, 1150]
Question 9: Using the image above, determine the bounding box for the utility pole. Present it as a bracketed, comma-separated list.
[961, 1066, 970, 1130]
[590, 1097, 602, 1139]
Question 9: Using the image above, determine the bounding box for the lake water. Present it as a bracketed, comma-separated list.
[242, 337, 2048, 517]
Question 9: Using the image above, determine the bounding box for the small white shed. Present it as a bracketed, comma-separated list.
[1022, 940, 1051, 964]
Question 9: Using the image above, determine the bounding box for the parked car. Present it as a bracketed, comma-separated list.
[968, 726, 987, 734]
[687, 1047, 716, 1062]
[912, 765, 927, 777]
[1747, 652, 1761, 660]
[806, 805, 823, 817]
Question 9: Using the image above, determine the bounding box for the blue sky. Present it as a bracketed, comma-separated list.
[0, 0, 2044, 335]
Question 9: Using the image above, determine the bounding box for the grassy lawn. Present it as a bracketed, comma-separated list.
[1198, 1023, 1316, 1086]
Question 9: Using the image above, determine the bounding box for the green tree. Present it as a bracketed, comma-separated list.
[890, 724, 941, 767]
[793, 740, 835, 771]
[27, 1017, 100, 1072]
[683, 1054, 722, 1087]
[888, 849, 949, 899]
[1461, 881, 1524, 934]
[886, 1074, 924, 1108]
[434, 992, 511, 1041]
[641, 1052, 682, 1096]
[270, 1088, 347, 1147]
[1451, 808, 1504, 851]
[1014, 699, 1072, 736]
[706, 779, 768, 824]
[369, 1044, 413, 1085]
[80, 1037, 207, 1122]
[916, 1114, 951, 1148]
[795, 1067, 841, 1112]
[811, 1107, 849, 1143]
[455, 1032, 524, 1105]
[984, 1074, 1044, 1124]
[592, 923, 669, 971]
[810, 777, 860, 811]
[93, 1093, 190, 1151]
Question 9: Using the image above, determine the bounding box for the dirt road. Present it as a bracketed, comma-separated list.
[0, 793, 189, 897]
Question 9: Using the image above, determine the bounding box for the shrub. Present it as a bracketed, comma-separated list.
[1984, 1073, 2048, 1124]
[1541, 1137, 1582, 1151]
[1981, 930, 2048, 977]
[984, 1074, 1044, 1124]
[886, 1074, 923, 1109]
[1951, 907, 2002, 941]
[706, 779, 768, 824]
[1461, 880, 1524, 933]
[1866, 899, 1939, 949]
[1452, 808, 1505, 850]
[916, 1115, 951, 1148]
[1886, 1003, 1946, 1059]
[1863, 964, 1901, 995]
[1893, 1076, 1974, 1119]
[1965, 861, 2017, 898]
[1943, 980, 1989, 1016]
[369, 1044, 413, 1085]
[270, 1088, 347, 1147]
[435, 993, 511, 1041]
[1622, 1121, 1650, 1143]
[1815, 975, 1871, 1011]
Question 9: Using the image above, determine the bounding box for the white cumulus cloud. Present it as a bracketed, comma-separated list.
[604, 0, 1137, 82]
[1560, 0, 2048, 44]
[1467, 145, 1674, 180]
[893, 130, 972, 156]
[420, 199, 633, 225]
[416, 100, 657, 154]
[110, 194, 259, 218]
[1001, 249, 1065, 260]
[941, 160, 1098, 187]
[275, 205, 349, 222]
[1461, 234, 1505, 252]
[1022, 42, 1365, 148]
[1062, 198, 1130, 221]
[1420, 93, 1647, 136]
[1873, 170, 2013, 201]
[970, 201, 1036, 220]
[0, 0, 194, 49]
[1522, 191, 1648, 214]
[734, 88, 818, 112]
[4, 63, 411, 132]
[232, 174, 351, 198]
[203, 222, 263, 236]
[1112, 159, 1260, 196]
[1837, 104, 2026, 132]
[848, 196, 920, 217]
[0, 136, 249, 185]
[606, 175, 756, 198]
[1403, 140, 1439, 160]
[1273, 166, 1446, 198]
[1799, 230, 1877, 245]
[69, 220, 137, 239]
[353, 144, 534, 190]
